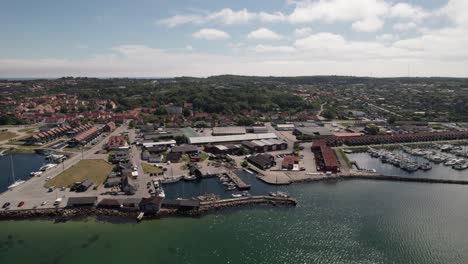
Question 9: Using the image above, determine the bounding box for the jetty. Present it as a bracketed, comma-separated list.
[225, 171, 251, 190]
[198, 195, 297, 212]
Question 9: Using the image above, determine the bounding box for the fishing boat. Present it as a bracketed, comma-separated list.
[159, 176, 181, 184]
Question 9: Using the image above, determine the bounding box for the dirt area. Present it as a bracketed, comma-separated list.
[0, 131, 18, 141]
[45, 159, 113, 188]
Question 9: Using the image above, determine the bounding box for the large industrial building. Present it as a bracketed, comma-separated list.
[311, 140, 339, 173]
[188, 133, 278, 145]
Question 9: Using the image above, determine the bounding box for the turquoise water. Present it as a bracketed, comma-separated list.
[1, 180, 468, 263]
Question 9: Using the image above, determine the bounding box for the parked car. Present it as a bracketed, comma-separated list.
[17, 201, 25, 207]
[41, 201, 48, 206]
[2, 202, 10, 209]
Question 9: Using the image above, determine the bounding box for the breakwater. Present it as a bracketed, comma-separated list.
[0, 196, 297, 222]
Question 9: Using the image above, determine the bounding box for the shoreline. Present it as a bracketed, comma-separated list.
[0, 196, 297, 223]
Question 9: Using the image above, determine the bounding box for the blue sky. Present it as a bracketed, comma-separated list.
[0, 0, 467, 77]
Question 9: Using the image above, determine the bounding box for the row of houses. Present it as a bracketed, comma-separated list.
[311, 140, 340, 173]
[330, 130, 468, 146]
[28, 125, 72, 144]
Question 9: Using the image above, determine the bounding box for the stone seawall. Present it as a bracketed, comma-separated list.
[0, 196, 297, 222]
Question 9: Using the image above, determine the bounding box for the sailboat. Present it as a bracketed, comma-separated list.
[8, 154, 25, 190]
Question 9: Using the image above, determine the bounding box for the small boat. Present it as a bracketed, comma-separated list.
[30, 171, 43, 177]
[137, 212, 144, 222]
[243, 168, 254, 174]
[241, 191, 251, 197]
[0, 150, 6, 156]
[344, 149, 353, 154]
[156, 188, 165, 198]
[8, 180, 25, 190]
[231, 193, 243, 198]
[453, 163, 468, 170]
[444, 159, 458, 166]
[39, 163, 57, 171]
[226, 186, 236, 191]
[419, 163, 432, 171]
[183, 175, 197, 181]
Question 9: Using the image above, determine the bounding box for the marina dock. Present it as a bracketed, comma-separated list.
[226, 171, 251, 190]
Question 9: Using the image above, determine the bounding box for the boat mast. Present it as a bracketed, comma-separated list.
[10, 154, 15, 183]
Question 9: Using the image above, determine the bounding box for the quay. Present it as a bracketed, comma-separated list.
[225, 171, 251, 190]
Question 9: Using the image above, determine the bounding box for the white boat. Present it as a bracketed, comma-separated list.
[30, 171, 43, 177]
[183, 175, 197, 181]
[156, 187, 165, 198]
[0, 150, 6, 156]
[231, 193, 243, 198]
[243, 168, 254, 174]
[159, 177, 181, 184]
[8, 180, 25, 190]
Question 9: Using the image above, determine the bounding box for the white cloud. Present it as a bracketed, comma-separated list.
[352, 17, 384, 32]
[258, 11, 287, 22]
[376, 33, 399, 43]
[288, 0, 390, 23]
[192, 28, 230, 40]
[294, 27, 313, 37]
[157, 15, 202, 27]
[252, 44, 296, 53]
[3, 40, 468, 78]
[390, 3, 430, 21]
[393, 22, 420, 32]
[247, 27, 283, 40]
[205, 8, 254, 24]
[441, 0, 468, 26]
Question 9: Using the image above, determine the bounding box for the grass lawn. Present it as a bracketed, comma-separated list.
[45, 159, 113, 188]
[141, 163, 163, 174]
[0, 132, 18, 141]
[18, 128, 36, 134]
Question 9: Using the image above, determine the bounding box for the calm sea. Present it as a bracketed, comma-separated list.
[0, 154, 45, 193]
[1, 156, 468, 263]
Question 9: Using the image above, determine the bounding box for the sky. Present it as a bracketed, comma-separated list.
[0, 0, 467, 78]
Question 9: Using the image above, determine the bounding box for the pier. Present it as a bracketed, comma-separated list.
[225, 171, 251, 190]
[347, 173, 468, 185]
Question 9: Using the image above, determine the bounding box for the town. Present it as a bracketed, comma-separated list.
[0, 76, 468, 221]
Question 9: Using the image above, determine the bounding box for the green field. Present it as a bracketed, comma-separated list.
[141, 163, 163, 174]
[45, 159, 113, 188]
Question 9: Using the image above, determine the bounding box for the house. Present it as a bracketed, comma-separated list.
[105, 177, 121, 188]
[282, 156, 300, 170]
[165, 152, 182, 163]
[122, 176, 138, 195]
[98, 198, 121, 209]
[139, 196, 164, 214]
[247, 154, 276, 170]
[109, 151, 130, 163]
[66, 196, 97, 207]
[106, 135, 129, 150]
[121, 198, 142, 211]
[76, 180, 93, 192]
[171, 145, 198, 155]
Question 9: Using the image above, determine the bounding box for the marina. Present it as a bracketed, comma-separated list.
[348, 145, 468, 180]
